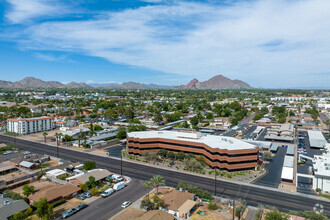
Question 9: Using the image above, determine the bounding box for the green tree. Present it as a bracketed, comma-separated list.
[263, 151, 273, 161]
[166, 151, 175, 159]
[90, 187, 99, 196]
[235, 206, 244, 218]
[80, 183, 88, 192]
[153, 110, 163, 124]
[158, 148, 167, 157]
[83, 161, 96, 170]
[190, 116, 199, 127]
[22, 184, 35, 197]
[150, 175, 166, 194]
[117, 126, 127, 139]
[42, 132, 48, 143]
[35, 198, 53, 220]
[12, 212, 24, 220]
[207, 201, 218, 210]
[93, 125, 103, 131]
[265, 209, 289, 220]
[176, 151, 185, 160]
[85, 176, 97, 189]
[144, 180, 153, 199]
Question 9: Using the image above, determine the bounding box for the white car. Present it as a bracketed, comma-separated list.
[121, 201, 131, 208]
[23, 151, 31, 155]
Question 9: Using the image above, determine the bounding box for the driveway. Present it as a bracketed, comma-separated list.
[254, 147, 286, 188]
[106, 144, 125, 158]
[297, 131, 320, 195]
[68, 178, 149, 220]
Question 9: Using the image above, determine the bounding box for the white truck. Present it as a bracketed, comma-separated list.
[101, 188, 115, 198]
[113, 182, 125, 191]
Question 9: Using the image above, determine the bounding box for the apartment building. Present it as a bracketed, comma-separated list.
[7, 116, 53, 135]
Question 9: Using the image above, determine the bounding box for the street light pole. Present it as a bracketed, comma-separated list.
[214, 168, 217, 196]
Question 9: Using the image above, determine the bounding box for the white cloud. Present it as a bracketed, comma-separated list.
[34, 53, 67, 62]
[5, 0, 64, 24]
[7, 0, 330, 87]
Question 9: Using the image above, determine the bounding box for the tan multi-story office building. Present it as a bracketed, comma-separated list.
[127, 131, 259, 171]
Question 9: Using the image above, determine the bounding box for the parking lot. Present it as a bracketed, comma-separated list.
[254, 147, 287, 188]
[296, 130, 321, 195]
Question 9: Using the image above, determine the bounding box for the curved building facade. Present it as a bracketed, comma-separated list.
[126, 131, 259, 171]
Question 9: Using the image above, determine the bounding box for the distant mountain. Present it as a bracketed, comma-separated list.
[0, 77, 90, 89]
[102, 81, 173, 89]
[178, 75, 251, 89]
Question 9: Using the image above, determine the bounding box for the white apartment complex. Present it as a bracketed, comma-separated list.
[7, 116, 53, 135]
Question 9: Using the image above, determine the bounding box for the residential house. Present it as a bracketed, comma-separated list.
[162, 189, 196, 219]
[29, 184, 81, 205]
[66, 169, 112, 186]
[0, 195, 30, 220]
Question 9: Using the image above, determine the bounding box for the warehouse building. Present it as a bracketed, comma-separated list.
[127, 131, 259, 171]
[308, 131, 327, 149]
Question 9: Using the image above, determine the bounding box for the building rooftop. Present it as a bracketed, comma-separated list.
[0, 196, 30, 220]
[162, 189, 195, 212]
[127, 131, 257, 151]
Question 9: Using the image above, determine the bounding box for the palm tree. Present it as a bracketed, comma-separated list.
[150, 175, 166, 195]
[83, 136, 88, 148]
[42, 132, 48, 143]
[144, 180, 152, 199]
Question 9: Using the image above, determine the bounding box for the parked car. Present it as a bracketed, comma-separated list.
[112, 174, 124, 183]
[23, 151, 31, 155]
[121, 201, 131, 208]
[75, 203, 88, 212]
[3, 151, 13, 155]
[83, 192, 92, 198]
[62, 209, 76, 219]
[102, 188, 115, 198]
[113, 182, 125, 191]
[77, 194, 86, 200]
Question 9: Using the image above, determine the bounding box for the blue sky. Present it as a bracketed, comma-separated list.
[0, 0, 330, 88]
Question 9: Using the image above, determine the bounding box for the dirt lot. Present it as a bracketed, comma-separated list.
[1, 170, 29, 182]
[190, 203, 233, 220]
[12, 180, 57, 196]
[112, 207, 144, 220]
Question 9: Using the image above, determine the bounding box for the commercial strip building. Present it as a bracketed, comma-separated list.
[264, 123, 295, 142]
[127, 131, 260, 171]
[308, 131, 327, 149]
[7, 116, 53, 135]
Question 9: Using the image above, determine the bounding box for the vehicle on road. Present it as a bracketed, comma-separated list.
[121, 201, 131, 208]
[102, 188, 115, 198]
[23, 151, 31, 155]
[62, 209, 76, 219]
[113, 182, 125, 191]
[75, 203, 88, 211]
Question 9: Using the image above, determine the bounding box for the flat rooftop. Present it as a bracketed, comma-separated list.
[127, 131, 257, 150]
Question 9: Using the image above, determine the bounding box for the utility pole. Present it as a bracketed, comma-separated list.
[120, 148, 123, 177]
[56, 136, 59, 158]
[214, 168, 217, 196]
[232, 199, 236, 220]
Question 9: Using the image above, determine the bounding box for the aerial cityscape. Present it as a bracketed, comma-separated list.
[0, 0, 330, 220]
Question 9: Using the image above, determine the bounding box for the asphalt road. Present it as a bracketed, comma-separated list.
[1, 135, 330, 217]
[69, 178, 148, 220]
